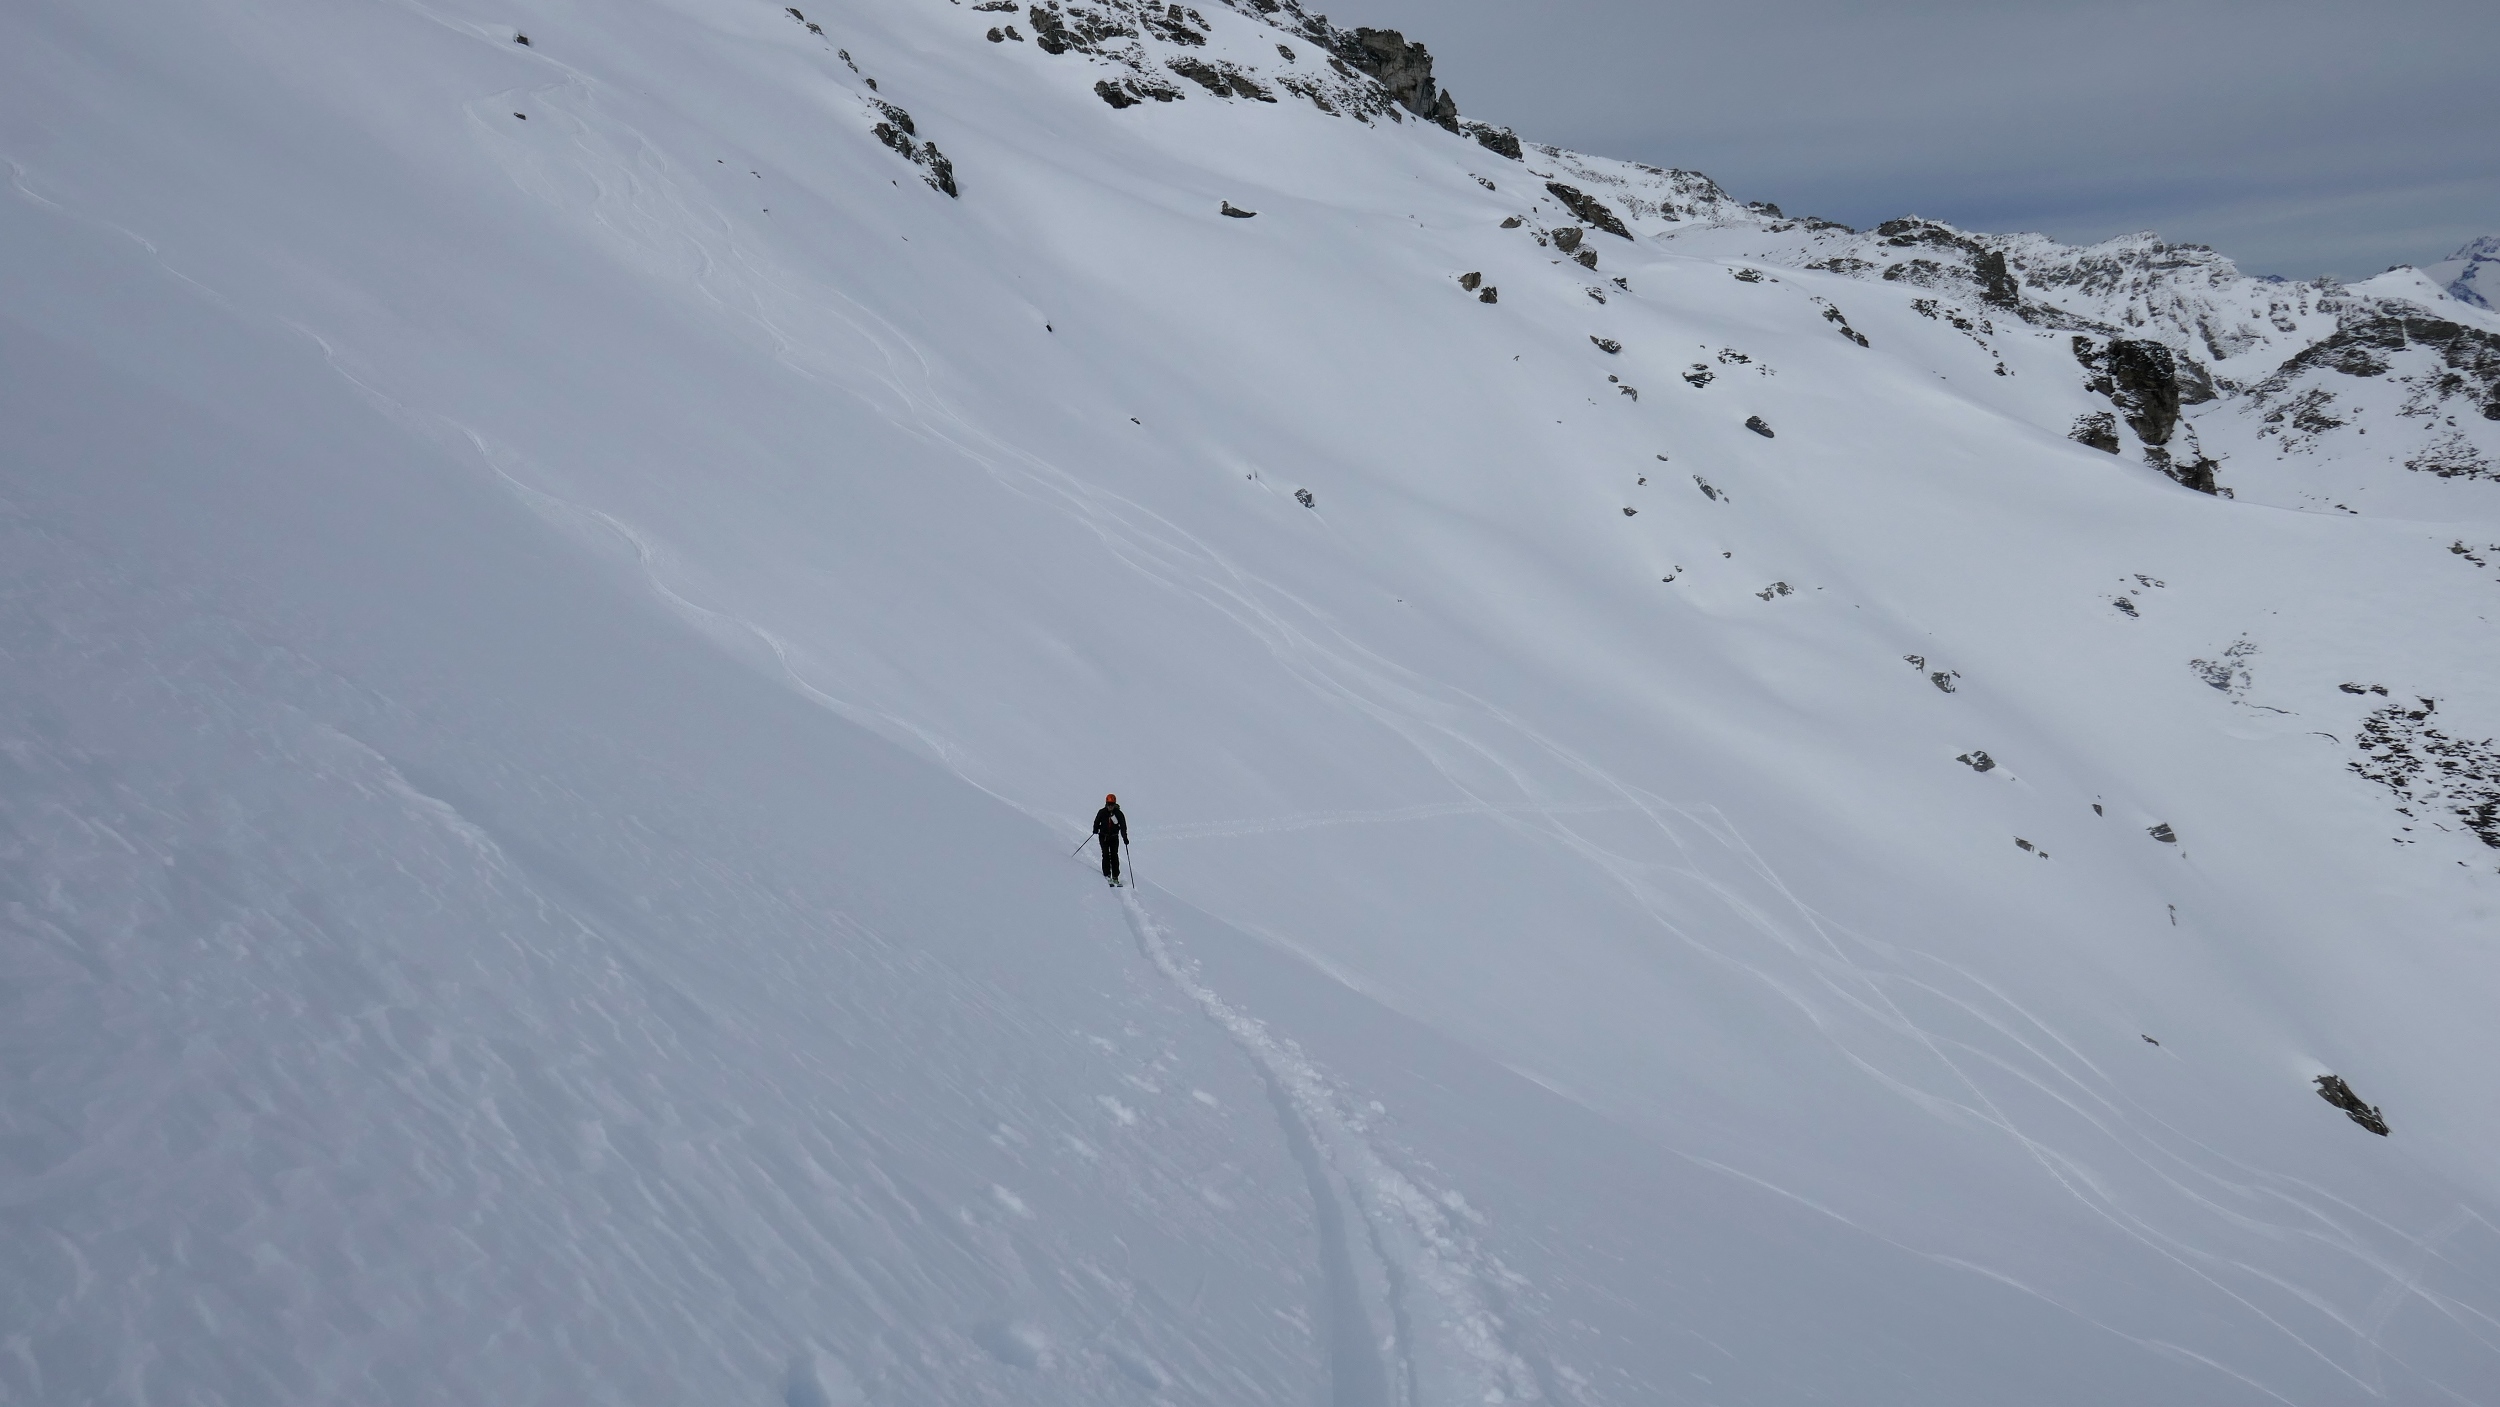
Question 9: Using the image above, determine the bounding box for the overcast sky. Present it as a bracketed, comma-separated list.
[1340, 0, 2498, 279]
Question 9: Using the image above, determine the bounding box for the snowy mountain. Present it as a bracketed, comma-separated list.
[6, 1, 2500, 1404]
[2428, 234, 2500, 309]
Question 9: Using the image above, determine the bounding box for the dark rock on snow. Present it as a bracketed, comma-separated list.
[1220, 201, 1257, 218]
[1544, 183, 1632, 240]
[1550, 226, 1583, 254]
[2314, 1074, 2390, 1135]
[2074, 336, 2182, 446]
[1478, 286, 1498, 304]
[2068, 411, 2121, 454]
[1295, 488, 1316, 507]
[1957, 750, 1996, 773]
[1458, 271, 1482, 291]
[1745, 416, 1774, 438]
[1334, 28, 1460, 129]
[1590, 336, 1621, 354]
[2268, 312, 2500, 424]
[1464, 121, 1523, 160]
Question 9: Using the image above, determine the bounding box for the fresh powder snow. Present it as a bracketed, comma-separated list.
[4, 0, 2499, 1403]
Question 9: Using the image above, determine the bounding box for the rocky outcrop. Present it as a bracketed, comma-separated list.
[2350, 696, 2500, 849]
[1544, 183, 1631, 240]
[2068, 411, 2120, 454]
[2314, 1075, 2389, 1136]
[1168, 56, 1276, 101]
[1462, 121, 1521, 161]
[2074, 336, 2183, 446]
[1334, 28, 1459, 129]
[2268, 312, 2500, 421]
[868, 103, 958, 196]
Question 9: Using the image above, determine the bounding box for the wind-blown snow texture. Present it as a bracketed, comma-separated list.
[5, 1, 2500, 1403]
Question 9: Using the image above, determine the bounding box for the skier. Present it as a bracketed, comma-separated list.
[1092, 793, 1129, 887]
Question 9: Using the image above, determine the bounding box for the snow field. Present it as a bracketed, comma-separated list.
[5, 0, 2500, 1401]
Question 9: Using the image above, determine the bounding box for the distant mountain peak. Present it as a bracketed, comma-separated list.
[2428, 234, 2500, 309]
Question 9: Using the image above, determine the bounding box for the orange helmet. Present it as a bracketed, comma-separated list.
[1106, 793, 1117, 803]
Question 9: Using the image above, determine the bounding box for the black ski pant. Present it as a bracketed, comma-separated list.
[1098, 834, 1122, 881]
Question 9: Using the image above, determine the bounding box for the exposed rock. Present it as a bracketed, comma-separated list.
[1744, 415, 1774, 438]
[2314, 1075, 2389, 1136]
[1683, 366, 1713, 388]
[1971, 247, 2021, 308]
[1499, 216, 1522, 229]
[1220, 201, 1256, 218]
[1693, 476, 1720, 501]
[1732, 267, 1765, 284]
[1755, 581, 1793, 600]
[2406, 432, 2497, 480]
[921, 143, 957, 198]
[1168, 57, 1273, 100]
[2113, 596, 2138, 617]
[1551, 226, 1583, 254]
[2069, 411, 2121, 454]
[1574, 248, 1598, 270]
[1544, 183, 1631, 239]
[2268, 311, 2500, 422]
[2146, 822, 2177, 843]
[1622, 506, 1637, 517]
[1957, 750, 1997, 773]
[1458, 271, 1482, 291]
[2190, 638, 2255, 696]
[2350, 696, 2500, 849]
[1093, 79, 1139, 109]
[1295, 488, 1315, 507]
[2144, 446, 2221, 495]
[1463, 121, 1522, 160]
[869, 104, 957, 197]
[1334, 28, 1459, 129]
[2074, 336, 2183, 446]
[1590, 336, 1621, 354]
[1930, 670, 1960, 693]
[1477, 286, 1498, 304]
[1816, 301, 1871, 347]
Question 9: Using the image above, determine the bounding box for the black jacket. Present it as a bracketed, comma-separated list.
[1093, 803, 1128, 847]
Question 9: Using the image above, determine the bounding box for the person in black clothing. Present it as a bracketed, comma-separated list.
[1093, 793, 1129, 886]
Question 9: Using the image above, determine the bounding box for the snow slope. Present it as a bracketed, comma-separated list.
[2429, 235, 2500, 310]
[6, 0, 2500, 1403]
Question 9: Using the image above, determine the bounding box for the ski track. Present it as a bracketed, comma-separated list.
[1118, 889, 1553, 1407]
[436, 80, 2500, 1391]
[25, 7, 2496, 1394]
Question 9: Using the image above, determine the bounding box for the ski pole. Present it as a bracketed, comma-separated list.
[1071, 833, 1096, 857]
[1124, 837, 1136, 889]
